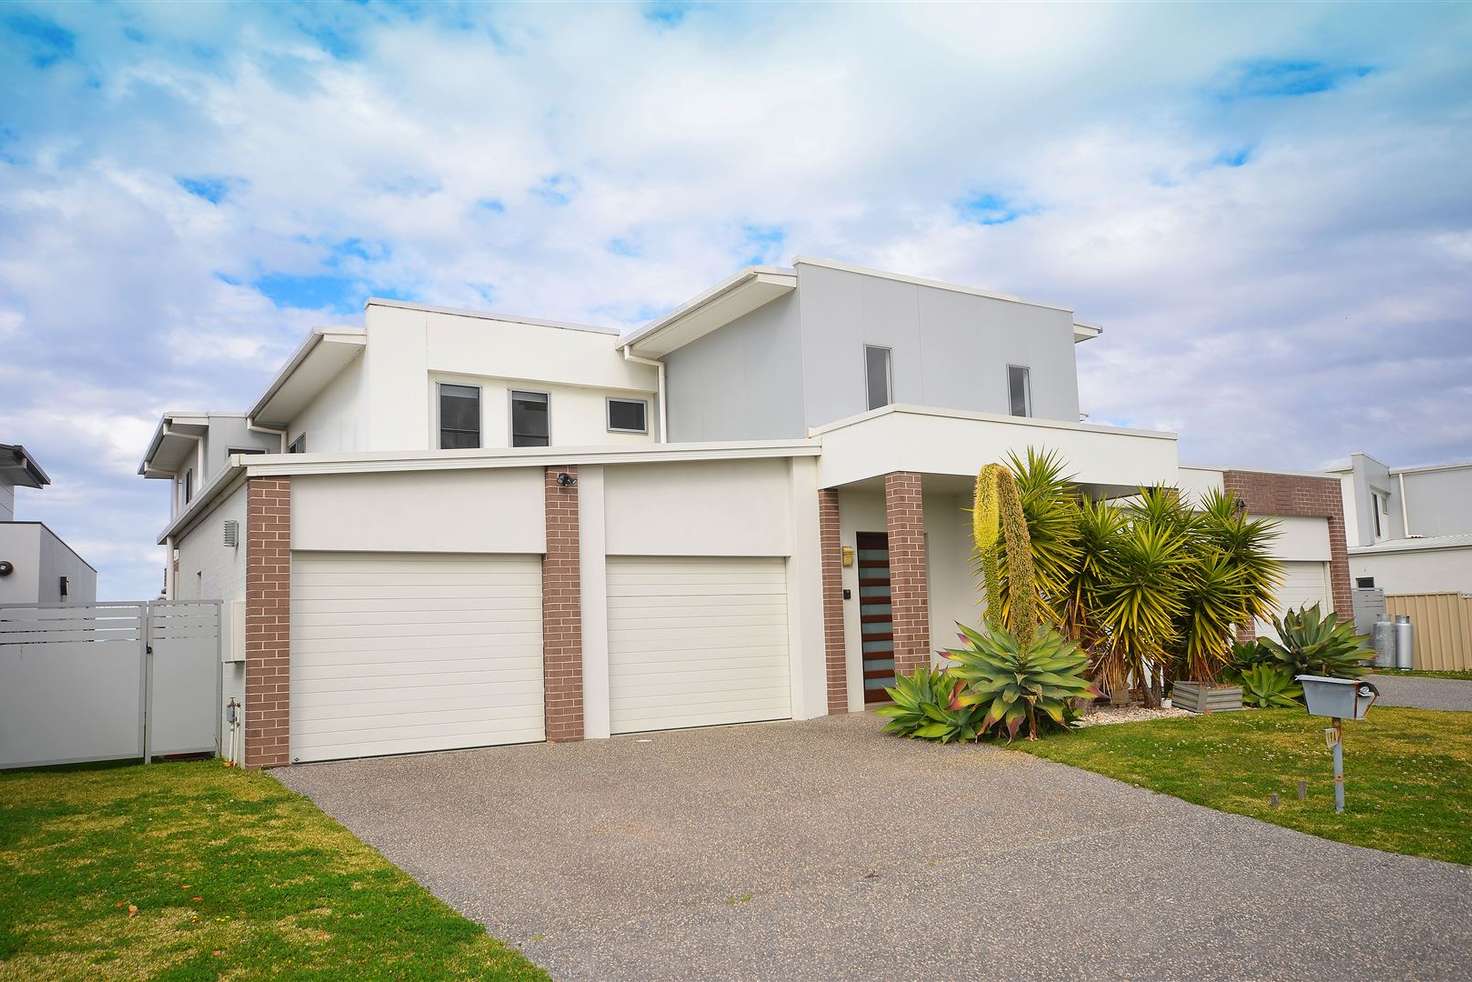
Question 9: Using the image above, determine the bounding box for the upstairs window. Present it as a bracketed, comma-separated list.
[288, 434, 306, 454]
[864, 345, 892, 411]
[228, 447, 268, 457]
[438, 383, 481, 449]
[607, 398, 648, 434]
[183, 469, 193, 505]
[511, 391, 550, 447]
[1008, 365, 1032, 418]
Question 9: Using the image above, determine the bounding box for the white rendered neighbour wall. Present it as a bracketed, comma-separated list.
[288, 357, 365, 454]
[1350, 548, 1472, 595]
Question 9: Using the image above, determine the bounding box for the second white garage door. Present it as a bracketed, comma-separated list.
[1257, 560, 1332, 639]
[290, 552, 544, 763]
[607, 556, 792, 734]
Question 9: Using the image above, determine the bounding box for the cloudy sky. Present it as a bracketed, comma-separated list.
[3, 1, 1470, 599]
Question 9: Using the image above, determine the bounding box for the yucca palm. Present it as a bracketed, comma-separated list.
[1197, 488, 1282, 629]
[1091, 521, 1186, 706]
[1005, 449, 1082, 626]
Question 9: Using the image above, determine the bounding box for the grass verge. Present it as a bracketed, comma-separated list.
[1014, 707, 1472, 866]
[0, 760, 547, 980]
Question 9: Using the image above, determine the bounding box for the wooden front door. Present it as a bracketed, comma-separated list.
[856, 532, 896, 703]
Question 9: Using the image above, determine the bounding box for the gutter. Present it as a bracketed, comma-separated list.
[1398, 471, 1413, 537]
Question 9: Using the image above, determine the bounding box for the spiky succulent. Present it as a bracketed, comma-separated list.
[945, 623, 1095, 741]
[874, 667, 981, 744]
[1238, 663, 1303, 708]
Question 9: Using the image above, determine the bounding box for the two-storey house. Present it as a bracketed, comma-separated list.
[141, 257, 1353, 766]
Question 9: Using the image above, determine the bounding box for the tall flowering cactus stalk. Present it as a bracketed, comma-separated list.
[973, 463, 1037, 643]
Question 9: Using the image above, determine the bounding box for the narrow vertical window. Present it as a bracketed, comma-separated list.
[1008, 365, 1032, 418]
[510, 391, 550, 447]
[183, 469, 193, 505]
[438, 383, 481, 449]
[864, 345, 892, 411]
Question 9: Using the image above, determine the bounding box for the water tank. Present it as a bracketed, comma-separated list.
[1394, 614, 1415, 670]
[1372, 619, 1396, 669]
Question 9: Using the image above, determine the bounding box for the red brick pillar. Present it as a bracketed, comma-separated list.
[819, 489, 848, 713]
[885, 472, 930, 678]
[543, 467, 583, 742]
[245, 477, 291, 768]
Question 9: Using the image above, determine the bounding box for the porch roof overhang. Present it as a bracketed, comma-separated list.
[810, 404, 1179, 497]
[0, 443, 51, 489]
[137, 413, 218, 478]
[248, 329, 367, 430]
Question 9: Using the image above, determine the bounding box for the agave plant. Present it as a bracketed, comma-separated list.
[1238, 663, 1303, 708]
[1260, 604, 1372, 679]
[874, 666, 981, 743]
[945, 623, 1095, 741]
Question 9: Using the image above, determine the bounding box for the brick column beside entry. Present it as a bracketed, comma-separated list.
[885, 472, 931, 678]
[1221, 469, 1354, 638]
[543, 466, 584, 742]
[818, 489, 848, 713]
[244, 477, 291, 768]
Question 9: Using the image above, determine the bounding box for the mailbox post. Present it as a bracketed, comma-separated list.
[1296, 676, 1378, 814]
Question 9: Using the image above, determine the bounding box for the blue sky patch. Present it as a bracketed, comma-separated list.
[607, 237, 642, 258]
[253, 273, 361, 312]
[474, 197, 506, 215]
[956, 193, 1032, 226]
[532, 173, 579, 206]
[176, 176, 232, 204]
[645, 2, 695, 28]
[327, 237, 390, 265]
[1218, 59, 1373, 100]
[741, 224, 785, 265]
[5, 11, 77, 68]
[1214, 146, 1252, 168]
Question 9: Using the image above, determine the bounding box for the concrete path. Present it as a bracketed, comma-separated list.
[276, 714, 1472, 981]
[1367, 673, 1472, 711]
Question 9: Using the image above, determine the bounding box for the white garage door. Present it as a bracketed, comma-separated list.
[607, 556, 791, 734]
[1257, 560, 1332, 640]
[290, 552, 543, 763]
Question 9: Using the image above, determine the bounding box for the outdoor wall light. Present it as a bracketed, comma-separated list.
[556, 472, 577, 488]
[0, 560, 13, 577]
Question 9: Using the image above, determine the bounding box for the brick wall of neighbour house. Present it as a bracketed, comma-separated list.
[244, 478, 291, 768]
[818, 489, 848, 713]
[543, 466, 583, 742]
[885, 472, 931, 678]
[1222, 470, 1354, 641]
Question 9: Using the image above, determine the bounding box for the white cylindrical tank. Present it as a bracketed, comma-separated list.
[1394, 615, 1414, 670]
[1372, 619, 1396, 668]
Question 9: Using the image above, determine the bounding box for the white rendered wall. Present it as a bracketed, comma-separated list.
[578, 465, 611, 739]
[602, 458, 792, 556]
[428, 373, 654, 450]
[1263, 516, 1332, 562]
[292, 469, 545, 554]
[1177, 466, 1224, 502]
[1350, 548, 1472, 595]
[0, 524, 40, 602]
[925, 491, 982, 663]
[289, 356, 365, 454]
[359, 303, 658, 452]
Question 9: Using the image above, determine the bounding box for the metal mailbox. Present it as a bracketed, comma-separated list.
[1297, 676, 1378, 720]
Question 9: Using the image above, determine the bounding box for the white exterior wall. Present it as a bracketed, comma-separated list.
[289, 357, 365, 454]
[0, 524, 41, 603]
[1177, 466, 1224, 502]
[1266, 516, 1332, 562]
[603, 458, 792, 556]
[925, 491, 982, 664]
[174, 481, 248, 760]
[355, 303, 658, 452]
[1350, 548, 1472, 595]
[292, 469, 545, 554]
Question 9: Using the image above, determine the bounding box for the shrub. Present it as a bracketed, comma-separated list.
[1238, 663, 1303, 708]
[945, 623, 1096, 741]
[874, 667, 980, 744]
[1259, 604, 1372, 680]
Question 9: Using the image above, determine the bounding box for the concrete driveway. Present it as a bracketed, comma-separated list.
[1367, 673, 1472, 711]
[276, 714, 1472, 981]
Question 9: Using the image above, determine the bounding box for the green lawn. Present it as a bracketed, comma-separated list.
[1369, 669, 1472, 682]
[0, 761, 547, 981]
[1015, 707, 1472, 866]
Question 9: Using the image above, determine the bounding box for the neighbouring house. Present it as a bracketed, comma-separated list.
[1326, 452, 1472, 595]
[0, 444, 97, 605]
[140, 257, 1354, 767]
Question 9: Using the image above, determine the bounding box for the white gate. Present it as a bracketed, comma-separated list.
[0, 600, 220, 769]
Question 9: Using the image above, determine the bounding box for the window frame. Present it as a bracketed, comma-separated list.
[1007, 364, 1033, 418]
[288, 434, 306, 454]
[437, 381, 483, 450]
[182, 469, 193, 505]
[227, 447, 268, 458]
[508, 389, 551, 448]
[863, 344, 893, 412]
[606, 397, 649, 434]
